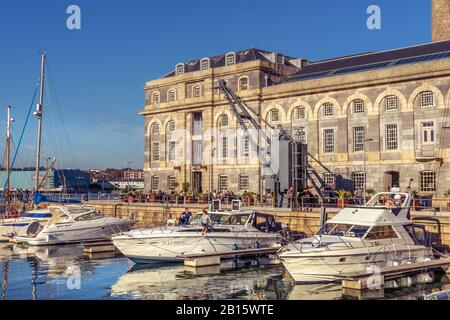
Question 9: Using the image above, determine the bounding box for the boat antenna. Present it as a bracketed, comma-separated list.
[34, 51, 46, 205]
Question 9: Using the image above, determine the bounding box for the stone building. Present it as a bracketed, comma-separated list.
[140, 1, 450, 197]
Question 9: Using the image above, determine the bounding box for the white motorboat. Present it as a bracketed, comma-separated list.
[0, 209, 53, 242]
[279, 192, 435, 284]
[13, 205, 135, 246]
[112, 209, 285, 263]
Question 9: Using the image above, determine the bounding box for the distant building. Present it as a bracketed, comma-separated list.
[0, 169, 91, 192]
[110, 180, 145, 190]
[123, 170, 145, 181]
[0, 170, 54, 191]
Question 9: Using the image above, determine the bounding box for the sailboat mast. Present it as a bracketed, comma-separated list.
[5, 106, 12, 202]
[34, 52, 46, 193]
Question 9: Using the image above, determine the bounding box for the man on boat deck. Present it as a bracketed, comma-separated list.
[179, 208, 192, 225]
[201, 210, 212, 234]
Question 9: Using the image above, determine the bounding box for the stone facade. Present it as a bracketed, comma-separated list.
[140, 40, 450, 197]
[432, 0, 450, 42]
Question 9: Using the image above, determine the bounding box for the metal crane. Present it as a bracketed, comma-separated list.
[217, 80, 308, 206]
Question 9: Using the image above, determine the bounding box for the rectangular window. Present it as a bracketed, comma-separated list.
[421, 92, 435, 108]
[152, 143, 160, 161]
[295, 107, 306, 120]
[323, 129, 335, 153]
[239, 175, 249, 190]
[193, 112, 202, 136]
[353, 127, 365, 152]
[168, 141, 176, 161]
[243, 136, 249, 158]
[152, 93, 160, 105]
[226, 54, 235, 65]
[420, 171, 436, 192]
[351, 172, 366, 191]
[386, 124, 398, 150]
[200, 59, 209, 70]
[421, 121, 435, 145]
[151, 176, 160, 190]
[193, 86, 201, 98]
[222, 137, 228, 158]
[271, 110, 279, 122]
[168, 176, 177, 190]
[168, 90, 176, 102]
[353, 99, 365, 114]
[385, 96, 399, 111]
[323, 103, 334, 117]
[323, 173, 335, 188]
[193, 140, 202, 165]
[219, 175, 228, 191]
[294, 128, 306, 143]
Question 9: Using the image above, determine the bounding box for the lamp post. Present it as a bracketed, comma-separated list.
[363, 138, 373, 203]
[126, 160, 134, 195]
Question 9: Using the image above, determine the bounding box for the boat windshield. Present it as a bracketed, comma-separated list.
[365, 193, 407, 208]
[74, 211, 104, 221]
[190, 213, 250, 225]
[48, 207, 71, 224]
[319, 223, 370, 238]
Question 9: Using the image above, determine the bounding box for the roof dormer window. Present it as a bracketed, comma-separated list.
[225, 52, 236, 66]
[176, 63, 185, 76]
[200, 58, 210, 70]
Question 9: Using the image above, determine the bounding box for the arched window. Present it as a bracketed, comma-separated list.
[152, 92, 160, 105]
[293, 107, 306, 121]
[200, 58, 210, 70]
[167, 89, 176, 102]
[219, 115, 229, 128]
[385, 95, 399, 111]
[352, 99, 365, 114]
[322, 103, 334, 117]
[167, 121, 176, 132]
[269, 109, 280, 123]
[225, 52, 236, 66]
[175, 63, 185, 75]
[420, 91, 435, 108]
[151, 123, 160, 134]
[238, 77, 249, 91]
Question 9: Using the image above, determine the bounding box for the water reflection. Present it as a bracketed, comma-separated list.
[0, 243, 449, 300]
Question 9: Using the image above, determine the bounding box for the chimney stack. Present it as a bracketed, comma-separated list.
[432, 0, 450, 42]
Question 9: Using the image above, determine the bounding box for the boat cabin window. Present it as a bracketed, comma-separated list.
[320, 223, 369, 238]
[250, 214, 278, 233]
[74, 211, 104, 221]
[364, 225, 399, 240]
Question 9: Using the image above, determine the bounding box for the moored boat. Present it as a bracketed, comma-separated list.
[279, 192, 435, 284]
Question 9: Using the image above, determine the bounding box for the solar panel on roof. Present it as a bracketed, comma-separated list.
[394, 51, 450, 66]
[293, 71, 330, 81]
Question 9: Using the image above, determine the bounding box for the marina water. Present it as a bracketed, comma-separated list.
[0, 244, 448, 300]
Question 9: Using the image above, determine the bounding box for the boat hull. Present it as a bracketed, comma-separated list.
[280, 246, 434, 283]
[113, 233, 281, 263]
[14, 219, 134, 246]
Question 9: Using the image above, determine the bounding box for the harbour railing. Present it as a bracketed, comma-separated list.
[103, 194, 450, 213]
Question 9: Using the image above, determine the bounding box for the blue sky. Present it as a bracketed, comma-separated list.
[0, 0, 432, 169]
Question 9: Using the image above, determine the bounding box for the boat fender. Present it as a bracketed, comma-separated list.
[232, 244, 239, 251]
